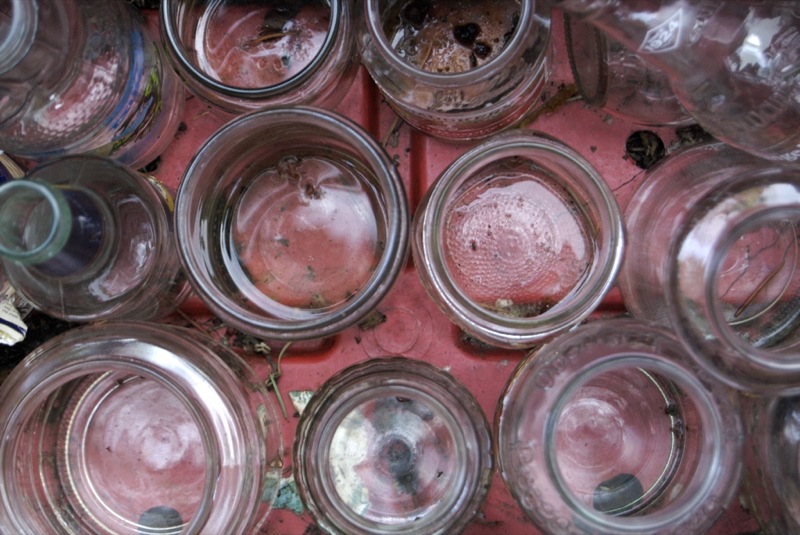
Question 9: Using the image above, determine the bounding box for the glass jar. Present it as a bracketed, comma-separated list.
[552, 0, 800, 163]
[0, 321, 284, 534]
[741, 393, 800, 534]
[563, 13, 692, 127]
[496, 319, 743, 535]
[175, 106, 409, 341]
[294, 357, 492, 534]
[359, 0, 551, 140]
[160, 0, 359, 115]
[0, 0, 184, 169]
[0, 155, 190, 322]
[412, 130, 623, 348]
[619, 141, 800, 394]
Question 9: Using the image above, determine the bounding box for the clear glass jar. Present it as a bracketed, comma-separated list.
[741, 393, 800, 535]
[619, 141, 800, 394]
[563, 13, 692, 127]
[496, 318, 743, 535]
[160, 0, 359, 115]
[553, 0, 800, 163]
[0, 155, 190, 322]
[176, 106, 409, 341]
[294, 357, 492, 534]
[359, 0, 551, 140]
[0, 321, 284, 534]
[412, 130, 623, 348]
[0, 0, 184, 168]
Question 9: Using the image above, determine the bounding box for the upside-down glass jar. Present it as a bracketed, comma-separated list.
[160, 0, 359, 114]
[496, 319, 743, 535]
[563, 13, 691, 127]
[619, 141, 800, 394]
[294, 357, 493, 534]
[412, 130, 623, 348]
[176, 106, 409, 341]
[0, 321, 284, 535]
[359, 0, 551, 140]
[741, 393, 800, 535]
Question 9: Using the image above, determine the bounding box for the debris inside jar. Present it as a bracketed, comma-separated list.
[383, 0, 520, 73]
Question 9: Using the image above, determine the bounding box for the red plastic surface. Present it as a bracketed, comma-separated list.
[148, 10, 758, 535]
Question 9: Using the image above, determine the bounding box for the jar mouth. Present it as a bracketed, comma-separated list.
[0, 0, 36, 74]
[294, 357, 492, 534]
[364, 0, 544, 86]
[176, 106, 409, 341]
[413, 130, 623, 348]
[496, 319, 743, 535]
[0, 180, 68, 263]
[0, 322, 282, 534]
[160, 0, 340, 100]
[669, 168, 800, 393]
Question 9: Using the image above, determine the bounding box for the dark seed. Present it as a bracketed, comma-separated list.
[473, 41, 492, 58]
[454, 22, 481, 47]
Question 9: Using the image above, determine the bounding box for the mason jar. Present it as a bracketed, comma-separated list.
[412, 130, 623, 348]
[496, 319, 743, 535]
[160, 0, 359, 114]
[175, 106, 409, 341]
[294, 357, 492, 534]
[0, 321, 284, 534]
[359, 0, 551, 140]
[619, 141, 800, 394]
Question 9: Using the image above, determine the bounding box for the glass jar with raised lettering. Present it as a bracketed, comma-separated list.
[294, 357, 492, 534]
[413, 130, 623, 348]
[160, 0, 359, 114]
[359, 0, 551, 140]
[0, 321, 284, 534]
[176, 106, 409, 341]
[619, 141, 800, 394]
[496, 319, 742, 535]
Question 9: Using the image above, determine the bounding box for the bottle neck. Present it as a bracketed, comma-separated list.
[0, 180, 109, 277]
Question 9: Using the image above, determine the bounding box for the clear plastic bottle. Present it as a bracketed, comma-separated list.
[0, 0, 184, 168]
[0, 155, 190, 322]
[0, 321, 284, 534]
[619, 141, 800, 394]
[552, 0, 800, 163]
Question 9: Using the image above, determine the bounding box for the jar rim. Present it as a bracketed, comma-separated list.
[413, 130, 624, 348]
[176, 106, 409, 341]
[160, 0, 342, 100]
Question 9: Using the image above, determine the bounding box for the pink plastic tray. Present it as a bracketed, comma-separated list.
[148, 10, 759, 535]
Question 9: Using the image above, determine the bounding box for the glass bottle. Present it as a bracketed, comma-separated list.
[551, 0, 800, 163]
[741, 393, 800, 535]
[294, 357, 492, 534]
[359, 0, 551, 140]
[496, 318, 743, 535]
[0, 320, 284, 534]
[0, 0, 185, 169]
[412, 130, 624, 348]
[176, 106, 409, 341]
[619, 140, 800, 394]
[0, 155, 190, 322]
[563, 13, 692, 127]
[160, 0, 359, 115]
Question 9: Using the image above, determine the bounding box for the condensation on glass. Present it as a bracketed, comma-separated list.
[413, 130, 623, 348]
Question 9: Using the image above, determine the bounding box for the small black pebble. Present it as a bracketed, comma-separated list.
[454, 22, 481, 47]
[473, 41, 492, 59]
[593, 473, 645, 515]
